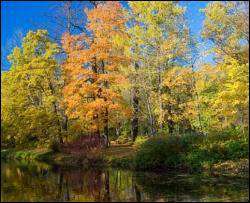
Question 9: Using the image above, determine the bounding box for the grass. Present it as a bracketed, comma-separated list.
[1, 143, 137, 169]
[1, 148, 53, 161]
[102, 143, 137, 159]
[101, 143, 137, 169]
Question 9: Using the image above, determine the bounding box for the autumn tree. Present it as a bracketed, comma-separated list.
[162, 67, 197, 134]
[200, 1, 249, 131]
[1, 30, 64, 147]
[118, 1, 191, 136]
[202, 1, 249, 63]
[62, 1, 130, 147]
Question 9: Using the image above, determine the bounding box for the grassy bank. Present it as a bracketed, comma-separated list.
[1, 130, 249, 177]
[1, 148, 105, 169]
[1, 146, 248, 177]
[1, 148, 54, 161]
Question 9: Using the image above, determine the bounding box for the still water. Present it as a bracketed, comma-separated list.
[1, 160, 249, 202]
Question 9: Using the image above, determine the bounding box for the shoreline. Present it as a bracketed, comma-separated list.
[1, 148, 248, 178]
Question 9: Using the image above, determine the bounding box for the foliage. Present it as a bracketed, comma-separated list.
[198, 1, 249, 132]
[61, 2, 131, 138]
[134, 135, 149, 147]
[134, 136, 190, 170]
[1, 1, 248, 173]
[134, 128, 248, 171]
[1, 30, 63, 147]
[1, 149, 53, 161]
[116, 133, 133, 145]
[185, 128, 249, 170]
[48, 139, 61, 153]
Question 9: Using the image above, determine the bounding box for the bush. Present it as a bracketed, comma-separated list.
[134, 135, 149, 147]
[224, 139, 248, 159]
[207, 126, 245, 142]
[1, 149, 15, 160]
[133, 129, 249, 171]
[185, 129, 249, 170]
[134, 136, 192, 170]
[48, 139, 61, 153]
[116, 133, 132, 145]
[110, 157, 134, 169]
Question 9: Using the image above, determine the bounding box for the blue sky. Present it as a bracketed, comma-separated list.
[1, 1, 212, 71]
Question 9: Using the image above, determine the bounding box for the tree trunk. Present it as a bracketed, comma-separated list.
[104, 107, 110, 147]
[157, 57, 163, 132]
[92, 58, 101, 139]
[131, 87, 139, 142]
[146, 94, 156, 136]
[167, 119, 174, 135]
[100, 60, 110, 148]
[165, 86, 174, 135]
[131, 62, 139, 142]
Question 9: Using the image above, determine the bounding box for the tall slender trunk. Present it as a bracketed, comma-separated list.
[165, 86, 174, 135]
[131, 62, 139, 142]
[101, 60, 109, 147]
[104, 106, 109, 147]
[131, 89, 139, 142]
[191, 65, 203, 132]
[158, 66, 163, 132]
[92, 57, 100, 138]
[146, 94, 156, 136]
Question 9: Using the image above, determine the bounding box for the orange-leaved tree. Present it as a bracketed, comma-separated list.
[62, 1, 131, 147]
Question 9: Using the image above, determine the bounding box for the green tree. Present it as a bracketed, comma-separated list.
[1, 30, 63, 147]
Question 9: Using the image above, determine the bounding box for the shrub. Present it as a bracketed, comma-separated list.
[207, 126, 246, 142]
[34, 150, 54, 161]
[110, 157, 134, 169]
[133, 130, 248, 171]
[116, 134, 132, 145]
[224, 139, 248, 159]
[1, 149, 15, 160]
[48, 139, 61, 153]
[134, 135, 149, 147]
[134, 136, 191, 170]
[185, 129, 249, 170]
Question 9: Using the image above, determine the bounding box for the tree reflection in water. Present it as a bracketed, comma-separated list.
[1, 160, 249, 202]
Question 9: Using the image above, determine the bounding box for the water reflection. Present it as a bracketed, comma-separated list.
[1, 160, 249, 202]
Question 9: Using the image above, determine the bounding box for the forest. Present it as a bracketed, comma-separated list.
[1, 1, 249, 173]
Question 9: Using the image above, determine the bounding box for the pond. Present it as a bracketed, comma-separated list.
[1, 160, 249, 202]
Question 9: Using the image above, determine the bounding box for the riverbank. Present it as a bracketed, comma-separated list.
[1, 144, 136, 169]
[1, 144, 248, 178]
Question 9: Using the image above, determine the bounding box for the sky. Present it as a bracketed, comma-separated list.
[1, 1, 212, 71]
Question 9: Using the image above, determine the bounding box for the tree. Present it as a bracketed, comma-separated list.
[200, 1, 249, 132]
[62, 1, 130, 147]
[119, 1, 191, 136]
[202, 1, 249, 63]
[1, 30, 63, 146]
[162, 67, 197, 134]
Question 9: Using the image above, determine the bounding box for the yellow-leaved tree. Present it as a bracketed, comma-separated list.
[62, 1, 131, 147]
